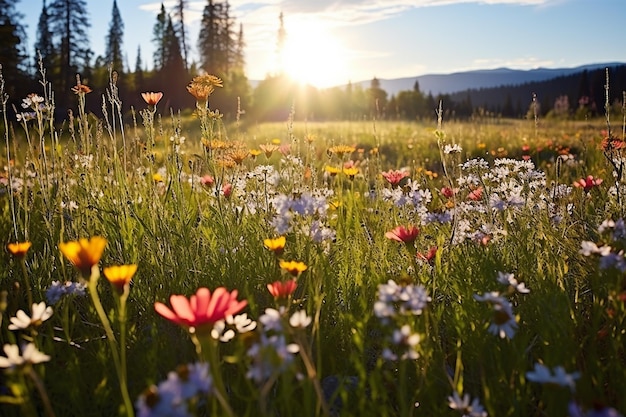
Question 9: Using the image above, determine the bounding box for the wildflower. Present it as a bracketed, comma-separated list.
[154, 287, 247, 333]
[279, 260, 307, 277]
[249, 149, 262, 159]
[324, 165, 341, 177]
[21, 93, 44, 109]
[199, 174, 214, 187]
[343, 166, 359, 179]
[103, 264, 138, 294]
[227, 313, 257, 333]
[568, 401, 623, 417]
[228, 147, 249, 165]
[381, 169, 409, 187]
[0, 343, 50, 370]
[601, 135, 625, 151]
[141, 91, 163, 108]
[289, 310, 311, 328]
[221, 183, 232, 198]
[573, 175, 603, 192]
[71, 82, 92, 95]
[416, 246, 438, 265]
[443, 144, 463, 154]
[246, 333, 300, 384]
[374, 280, 431, 318]
[187, 74, 223, 105]
[382, 325, 421, 361]
[328, 145, 356, 158]
[153, 173, 164, 183]
[7, 241, 31, 258]
[8, 302, 53, 330]
[496, 272, 530, 294]
[264, 236, 286, 255]
[474, 292, 518, 339]
[45, 280, 87, 305]
[135, 362, 212, 417]
[259, 308, 285, 332]
[441, 186, 456, 198]
[259, 144, 279, 158]
[267, 279, 297, 299]
[467, 187, 483, 201]
[579, 241, 612, 257]
[59, 236, 107, 277]
[526, 363, 580, 391]
[448, 390, 488, 417]
[385, 225, 419, 244]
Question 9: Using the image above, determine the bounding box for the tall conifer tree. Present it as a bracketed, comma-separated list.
[105, 0, 124, 73]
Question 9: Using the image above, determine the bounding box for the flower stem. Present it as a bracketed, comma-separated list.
[86, 266, 134, 417]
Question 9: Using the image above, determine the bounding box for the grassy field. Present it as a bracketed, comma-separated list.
[1, 75, 625, 417]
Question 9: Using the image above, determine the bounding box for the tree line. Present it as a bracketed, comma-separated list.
[1, 0, 623, 124]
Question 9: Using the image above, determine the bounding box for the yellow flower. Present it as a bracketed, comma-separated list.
[324, 165, 341, 177]
[59, 237, 107, 277]
[7, 241, 32, 258]
[249, 149, 262, 159]
[264, 236, 286, 255]
[153, 173, 164, 183]
[328, 145, 356, 158]
[103, 264, 138, 294]
[279, 260, 307, 277]
[271, 138, 281, 145]
[228, 148, 250, 165]
[342, 166, 359, 179]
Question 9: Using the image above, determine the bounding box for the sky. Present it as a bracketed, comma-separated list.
[20, 0, 626, 89]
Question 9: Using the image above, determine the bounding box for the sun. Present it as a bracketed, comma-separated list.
[280, 21, 350, 89]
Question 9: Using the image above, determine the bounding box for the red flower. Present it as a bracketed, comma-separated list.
[441, 187, 456, 198]
[267, 279, 297, 299]
[417, 246, 438, 264]
[154, 287, 247, 331]
[385, 225, 419, 244]
[573, 175, 603, 192]
[381, 169, 409, 187]
[222, 183, 232, 198]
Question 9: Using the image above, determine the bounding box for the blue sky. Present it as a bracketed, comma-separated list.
[21, 0, 626, 88]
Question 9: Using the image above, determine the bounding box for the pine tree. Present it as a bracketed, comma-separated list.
[34, 0, 55, 74]
[198, 0, 219, 74]
[173, 0, 189, 71]
[105, 0, 124, 73]
[134, 45, 144, 92]
[198, 0, 239, 76]
[48, 0, 92, 100]
[152, 3, 167, 70]
[0, 0, 29, 95]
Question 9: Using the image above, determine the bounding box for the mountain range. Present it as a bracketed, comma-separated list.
[349, 62, 626, 97]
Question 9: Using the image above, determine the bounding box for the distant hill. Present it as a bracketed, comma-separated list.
[349, 63, 626, 97]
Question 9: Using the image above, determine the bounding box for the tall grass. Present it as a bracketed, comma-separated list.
[1, 66, 625, 417]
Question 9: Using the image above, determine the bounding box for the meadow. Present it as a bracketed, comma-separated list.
[1, 70, 625, 417]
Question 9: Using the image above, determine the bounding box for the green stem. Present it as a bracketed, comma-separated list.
[86, 266, 134, 417]
[20, 258, 33, 308]
[27, 367, 56, 417]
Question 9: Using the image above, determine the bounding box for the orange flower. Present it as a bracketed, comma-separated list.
[141, 92, 163, 107]
[267, 279, 297, 299]
[264, 236, 286, 256]
[71, 83, 92, 95]
[154, 287, 247, 332]
[59, 237, 107, 277]
[385, 226, 419, 244]
[7, 241, 32, 258]
[103, 264, 138, 294]
[186, 74, 223, 104]
[279, 260, 307, 277]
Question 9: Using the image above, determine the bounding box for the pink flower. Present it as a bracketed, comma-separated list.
[381, 169, 409, 187]
[385, 226, 420, 244]
[441, 187, 456, 198]
[468, 187, 483, 201]
[200, 175, 214, 186]
[222, 183, 232, 198]
[154, 287, 247, 331]
[573, 175, 603, 192]
[267, 280, 297, 299]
